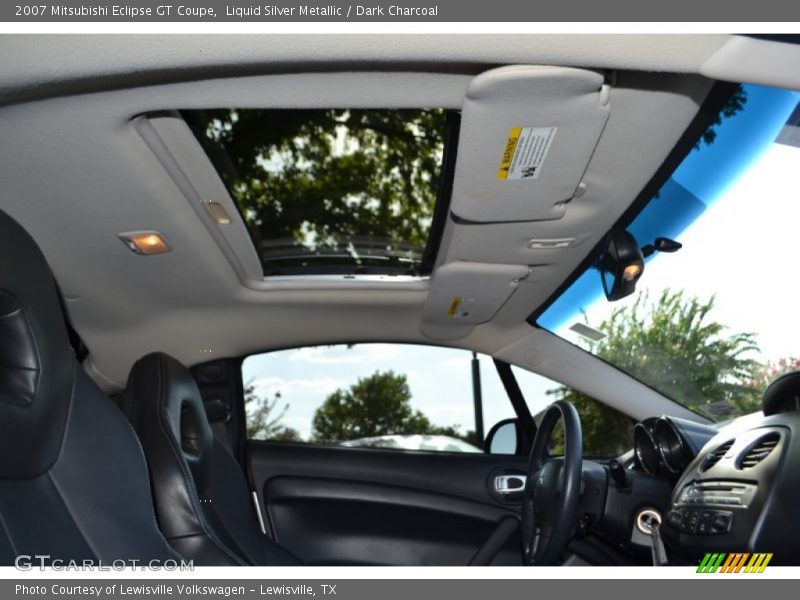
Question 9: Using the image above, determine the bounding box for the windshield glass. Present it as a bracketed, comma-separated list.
[185, 108, 449, 277]
[538, 83, 800, 421]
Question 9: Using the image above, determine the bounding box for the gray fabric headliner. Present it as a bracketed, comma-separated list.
[0, 34, 730, 106]
[1, 34, 796, 423]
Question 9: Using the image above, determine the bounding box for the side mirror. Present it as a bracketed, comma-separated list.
[485, 418, 521, 455]
[599, 231, 644, 302]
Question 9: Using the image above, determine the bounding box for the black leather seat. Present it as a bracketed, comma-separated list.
[124, 352, 301, 566]
[0, 209, 178, 565]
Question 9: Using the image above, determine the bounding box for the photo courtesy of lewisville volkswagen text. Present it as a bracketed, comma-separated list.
[16, 584, 336, 596]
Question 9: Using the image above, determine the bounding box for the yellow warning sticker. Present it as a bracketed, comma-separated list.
[447, 296, 463, 318]
[497, 127, 522, 180]
[447, 296, 478, 319]
[497, 126, 557, 181]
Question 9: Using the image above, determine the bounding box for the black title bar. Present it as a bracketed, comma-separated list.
[3, 0, 800, 22]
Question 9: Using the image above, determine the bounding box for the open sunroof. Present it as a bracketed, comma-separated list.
[184, 108, 456, 277]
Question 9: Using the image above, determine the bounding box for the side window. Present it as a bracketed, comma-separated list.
[242, 344, 512, 454]
[512, 366, 635, 457]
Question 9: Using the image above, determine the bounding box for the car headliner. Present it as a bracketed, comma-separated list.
[0, 34, 798, 422]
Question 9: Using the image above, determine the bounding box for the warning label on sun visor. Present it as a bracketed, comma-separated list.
[497, 126, 557, 180]
[447, 296, 478, 319]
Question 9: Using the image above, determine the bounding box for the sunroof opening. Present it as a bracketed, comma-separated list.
[184, 108, 455, 277]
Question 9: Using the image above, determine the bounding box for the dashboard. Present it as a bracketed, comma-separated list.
[627, 412, 800, 565]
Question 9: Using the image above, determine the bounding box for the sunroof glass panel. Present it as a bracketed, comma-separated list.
[185, 108, 449, 276]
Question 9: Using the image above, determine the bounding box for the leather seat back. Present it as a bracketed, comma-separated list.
[0, 208, 178, 565]
[0, 212, 74, 480]
[125, 352, 300, 566]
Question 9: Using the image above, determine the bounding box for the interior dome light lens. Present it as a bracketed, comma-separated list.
[118, 231, 171, 255]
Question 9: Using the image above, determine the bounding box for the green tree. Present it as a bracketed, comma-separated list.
[746, 356, 800, 405]
[195, 108, 446, 273]
[311, 370, 432, 442]
[594, 290, 761, 414]
[311, 370, 476, 445]
[552, 290, 763, 453]
[244, 382, 299, 441]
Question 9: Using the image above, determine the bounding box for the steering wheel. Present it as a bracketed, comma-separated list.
[521, 400, 583, 565]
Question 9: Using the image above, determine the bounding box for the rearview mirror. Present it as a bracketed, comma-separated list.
[599, 230, 644, 302]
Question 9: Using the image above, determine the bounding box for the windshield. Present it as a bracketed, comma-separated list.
[538, 83, 800, 421]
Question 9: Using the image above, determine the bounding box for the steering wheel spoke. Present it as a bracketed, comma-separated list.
[521, 401, 583, 566]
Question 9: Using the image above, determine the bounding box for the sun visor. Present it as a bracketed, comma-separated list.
[450, 65, 610, 223]
[420, 262, 530, 340]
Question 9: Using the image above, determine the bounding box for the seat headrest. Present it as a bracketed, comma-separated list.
[0, 209, 76, 479]
[126, 352, 214, 491]
[763, 371, 800, 416]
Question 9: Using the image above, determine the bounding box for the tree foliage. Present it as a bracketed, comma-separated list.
[312, 370, 429, 442]
[745, 356, 800, 407]
[311, 370, 475, 445]
[197, 109, 446, 271]
[696, 85, 748, 149]
[552, 289, 765, 454]
[244, 382, 300, 441]
[593, 290, 762, 415]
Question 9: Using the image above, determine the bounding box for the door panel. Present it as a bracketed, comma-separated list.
[248, 441, 526, 565]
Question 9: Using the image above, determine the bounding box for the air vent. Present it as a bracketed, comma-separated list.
[701, 439, 735, 472]
[737, 433, 780, 470]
